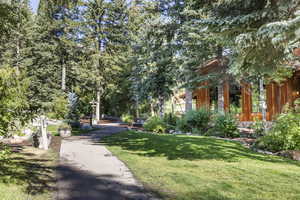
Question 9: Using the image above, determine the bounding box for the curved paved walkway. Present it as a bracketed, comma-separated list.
[56, 125, 157, 200]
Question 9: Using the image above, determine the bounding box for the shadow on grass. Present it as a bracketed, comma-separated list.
[0, 150, 56, 196]
[100, 131, 300, 165]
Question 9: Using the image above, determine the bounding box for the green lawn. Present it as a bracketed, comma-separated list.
[47, 124, 60, 136]
[0, 147, 57, 200]
[71, 127, 101, 136]
[47, 124, 101, 136]
[101, 131, 300, 200]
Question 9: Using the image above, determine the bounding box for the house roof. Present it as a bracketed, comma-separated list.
[196, 58, 228, 75]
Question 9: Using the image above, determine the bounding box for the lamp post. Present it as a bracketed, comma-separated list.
[89, 99, 97, 126]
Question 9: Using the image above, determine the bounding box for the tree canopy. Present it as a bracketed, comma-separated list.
[0, 0, 299, 134]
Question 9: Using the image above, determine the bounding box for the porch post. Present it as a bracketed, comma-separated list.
[217, 81, 224, 114]
[259, 78, 267, 122]
[223, 81, 230, 112]
[185, 88, 193, 112]
[241, 82, 252, 121]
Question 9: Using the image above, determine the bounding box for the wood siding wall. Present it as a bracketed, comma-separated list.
[195, 81, 210, 109]
[194, 74, 299, 121]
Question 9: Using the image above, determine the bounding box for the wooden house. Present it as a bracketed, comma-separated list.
[192, 59, 300, 121]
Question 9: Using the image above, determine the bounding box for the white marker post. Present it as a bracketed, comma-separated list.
[40, 116, 48, 150]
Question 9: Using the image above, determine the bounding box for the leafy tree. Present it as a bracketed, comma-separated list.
[0, 67, 29, 136]
[0, 0, 33, 135]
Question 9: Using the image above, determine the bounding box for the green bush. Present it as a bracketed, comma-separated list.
[207, 113, 239, 138]
[176, 117, 190, 133]
[255, 111, 300, 152]
[251, 119, 266, 137]
[0, 66, 29, 136]
[143, 116, 167, 133]
[58, 123, 72, 130]
[163, 113, 179, 131]
[121, 114, 134, 125]
[47, 95, 69, 120]
[176, 109, 211, 134]
[0, 143, 11, 161]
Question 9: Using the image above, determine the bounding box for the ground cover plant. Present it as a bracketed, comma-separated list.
[121, 114, 135, 126]
[47, 123, 101, 136]
[143, 116, 167, 133]
[256, 111, 300, 152]
[176, 109, 212, 134]
[102, 131, 300, 200]
[206, 113, 240, 138]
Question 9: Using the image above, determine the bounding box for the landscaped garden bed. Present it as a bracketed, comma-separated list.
[102, 131, 300, 200]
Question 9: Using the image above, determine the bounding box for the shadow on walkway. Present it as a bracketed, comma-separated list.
[57, 124, 157, 200]
[56, 163, 155, 200]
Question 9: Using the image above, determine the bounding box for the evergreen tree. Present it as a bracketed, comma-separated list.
[81, 0, 129, 120]
[129, 2, 177, 117]
[188, 0, 300, 78]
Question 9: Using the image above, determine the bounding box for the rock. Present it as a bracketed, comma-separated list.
[277, 150, 300, 161]
[173, 131, 182, 135]
[59, 128, 71, 137]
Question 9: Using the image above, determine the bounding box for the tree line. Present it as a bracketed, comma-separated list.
[0, 0, 299, 135]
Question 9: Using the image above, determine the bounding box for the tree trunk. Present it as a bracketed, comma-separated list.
[158, 96, 165, 117]
[185, 88, 193, 112]
[259, 78, 267, 122]
[218, 82, 224, 114]
[135, 96, 140, 119]
[96, 89, 101, 121]
[61, 62, 66, 91]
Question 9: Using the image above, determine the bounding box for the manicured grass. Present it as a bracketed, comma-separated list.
[71, 127, 101, 136]
[47, 124, 101, 136]
[102, 131, 300, 200]
[0, 147, 57, 200]
[47, 124, 60, 136]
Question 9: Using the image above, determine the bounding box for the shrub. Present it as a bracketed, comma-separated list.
[176, 109, 211, 134]
[0, 143, 11, 161]
[48, 95, 69, 120]
[143, 116, 167, 133]
[58, 123, 72, 130]
[255, 111, 300, 152]
[176, 117, 190, 133]
[69, 121, 81, 129]
[0, 66, 29, 136]
[294, 98, 300, 112]
[251, 119, 266, 137]
[163, 113, 179, 131]
[121, 114, 134, 125]
[207, 113, 239, 138]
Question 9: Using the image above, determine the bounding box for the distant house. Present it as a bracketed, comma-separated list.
[188, 58, 300, 121]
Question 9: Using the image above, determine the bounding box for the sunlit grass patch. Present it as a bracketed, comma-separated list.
[102, 131, 300, 200]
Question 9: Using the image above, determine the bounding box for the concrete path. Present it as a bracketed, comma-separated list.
[56, 125, 157, 200]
